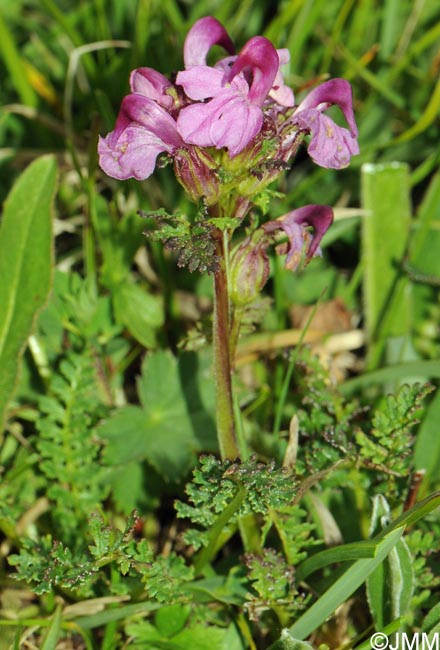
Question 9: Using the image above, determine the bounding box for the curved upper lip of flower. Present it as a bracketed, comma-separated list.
[290, 78, 359, 169]
[227, 36, 280, 106]
[183, 16, 235, 68]
[263, 204, 334, 269]
[295, 78, 358, 138]
[129, 67, 175, 110]
[97, 94, 184, 180]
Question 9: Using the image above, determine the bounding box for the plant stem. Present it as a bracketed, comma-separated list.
[193, 486, 246, 573]
[213, 230, 240, 460]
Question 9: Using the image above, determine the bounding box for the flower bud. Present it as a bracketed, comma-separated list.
[229, 230, 270, 306]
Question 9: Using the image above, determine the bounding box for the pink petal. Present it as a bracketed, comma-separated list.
[183, 16, 235, 68]
[208, 97, 263, 156]
[129, 67, 174, 109]
[98, 94, 183, 180]
[115, 94, 183, 149]
[229, 36, 279, 105]
[269, 49, 295, 107]
[296, 78, 358, 137]
[264, 205, 334, 270]
[176, 66, 226, 101]
[293, 109, 359, 169]
[214, 55, 237, 74]
[177, 91, 263, 156]
[98, 127, 169, 180]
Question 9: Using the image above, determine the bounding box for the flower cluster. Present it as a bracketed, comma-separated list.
[99, 16, 358, 181]
[98, 16, 359, 278]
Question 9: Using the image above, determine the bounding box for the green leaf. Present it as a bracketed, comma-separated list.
[41, 605, 62, 650]
[288, 527, 404, 640]
[289, 491, 440, 640]
[296, 539, 378, 582]
[99, 350, 217, 480]
[0, 155, 57, 430]
[415, 390, 440, 488]
[270, 629, 315, 650]
[124, 621, 162, 645]
[154, 605, 191, 638]
[361, 162, 412, 368]
[341, 360, 440, 394]
[73, 602, 161, 629]
[366, 496, 414, 629]
[113, 282, 163, 348]
[410, 170, 440, 272]
[422, 602, 440, 634]
[171, 623, 226, 650]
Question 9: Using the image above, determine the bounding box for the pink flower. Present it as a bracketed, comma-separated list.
[98, 94, 183, 180]
[292, 79, 359, 169]
[263, 205, 334, 270]
[98, 17, 359, 184]
[176, 36, 280, 156]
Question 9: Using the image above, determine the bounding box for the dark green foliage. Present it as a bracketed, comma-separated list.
[9, 512, 194, 601]
[406, 527, 440, 611]
[291, 350, 435, 498]
[176, 455, 296, 550]
[35, 351, 109, 544]
[355, 383, 435, 494]
[133, 541, 194, 603]
[144, 210, 221, 274]
[244, 548, 303, 621]
[99, 349, 217, 491]
[8, 535, 99, 596]
[290, 348, 362, 475]
[9, 513, 141, 595]
[268, 506, 319, 566]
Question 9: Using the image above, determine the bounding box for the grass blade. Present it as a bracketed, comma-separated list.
[289, 527, 404, 640]
[41, 606, 62, 650]
[0, 10, 37, 107]
[361, 162, 412, 368]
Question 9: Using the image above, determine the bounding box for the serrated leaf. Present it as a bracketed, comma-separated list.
[0, 155, 57, 429]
